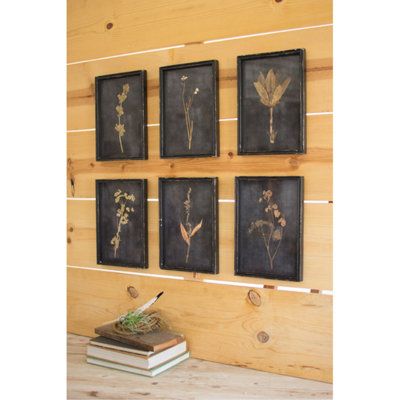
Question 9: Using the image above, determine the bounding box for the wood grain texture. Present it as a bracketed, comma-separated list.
[67, 0, 332, 63]
[68, 333, 333, 399]
[67, 26, 332, 129]
[67, 200, 332, 290]
[67, 115, 332, 200]
[67, 0, 333, 383]
[67, 268, 333, 382]
[67, 334, 332, 400]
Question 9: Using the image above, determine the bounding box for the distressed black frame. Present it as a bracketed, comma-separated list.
[234, 176, 303, 281]
[159, 60, 219, 158]
[95, 70, 147, 161]
[96, 179, 148, 268]
[237, 49, 306, 155]
[159, 177, 219, 273]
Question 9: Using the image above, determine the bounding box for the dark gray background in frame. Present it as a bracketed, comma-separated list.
[159, 178, 218, 273]
[96, 179, 148, 268]
[96, 70, 147, 160]
[235, 176, 303, 281]
[160, 61, 218, 158]
[238, 49, 305, 154]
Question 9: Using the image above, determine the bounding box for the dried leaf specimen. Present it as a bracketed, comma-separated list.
[110, 189, 135, 257]
[253, 69, 291, 144]
[179, 187, 203, 262]
[248, 189, 287, 270]
[115, 83, 130, 153]
[180, 75, 199, 150]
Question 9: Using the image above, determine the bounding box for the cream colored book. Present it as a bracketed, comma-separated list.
[89, 336, 154, 356]
[87, 340, 187, 369]
[87, 352, 190, 377]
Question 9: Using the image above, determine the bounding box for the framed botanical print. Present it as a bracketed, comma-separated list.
[238, 49, 305, 155]
[95, 70, 147, 160]
[96, 179, 148, 268]
[159, 178, 218, 273]
[160, 60, 219, 158]
[235, 176, 303, 281]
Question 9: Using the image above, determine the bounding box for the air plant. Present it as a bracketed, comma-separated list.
[115, 83, 130, 153]
[114, 310, 165, 335]
[253, 69, 291, 144]
[248, 189, 287, 270]
[110, 189, 135, 257]
[179, 187, 203, 263]
[180, 75, 199, 150]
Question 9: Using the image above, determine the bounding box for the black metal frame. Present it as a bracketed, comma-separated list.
[96, 179, 148, 268]
[158, 177, 219, 273]
[237, 49, 306, 155]
[234, 176, 303, 281]
[95, 70, 148, 161]
[159, 60, 219, 158]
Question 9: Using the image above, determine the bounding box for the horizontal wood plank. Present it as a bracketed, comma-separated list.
[67, 267, 332, 382]
[68, 333, 333, 399]
[67, 116, 332, 200]
[67, 200, 332, 290]
[67, 0, 332, 63]
[67, 26, 332, 130]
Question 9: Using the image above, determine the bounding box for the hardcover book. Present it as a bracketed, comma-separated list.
[94, 323, 183, 352]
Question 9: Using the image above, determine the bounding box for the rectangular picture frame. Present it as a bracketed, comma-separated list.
[159, 177, 218, 273]
[95, 70, 147, 161]
[238, 49, 305, 155]
[235, 176, 303, 281]
[96, 179, 148, 268]
[160, 60, 219, 158]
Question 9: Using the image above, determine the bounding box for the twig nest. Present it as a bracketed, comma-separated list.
[113, 311, 166, 335]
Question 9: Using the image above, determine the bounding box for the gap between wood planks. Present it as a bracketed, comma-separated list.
[66, 198, 331, 204]
[66, 265, 333, 296]
[67, 23, 333, 66]
[66, 112, 333, 133]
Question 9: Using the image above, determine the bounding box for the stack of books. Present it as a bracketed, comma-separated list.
[86, 321, 189, 377]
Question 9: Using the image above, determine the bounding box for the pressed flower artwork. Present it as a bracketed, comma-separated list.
[180, 187, 204, 262]
[159, 178, 218, 273]
[180, 76, 200, 150]
[95, 70, 147, 160]
[253, 69, 291, 144]
[110, 189, 135, 258]
[238, 49, 305, 154]
[96, 179, 148, 268]
[235, 176, 303, 281]
[114, 83, 130, 153]
[160, 61, 219, 158]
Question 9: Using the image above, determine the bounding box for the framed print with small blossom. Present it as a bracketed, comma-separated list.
[159, 177, 218, 273]
[96, 179, 148, 268]
[95, 70, 147, 161]
[235, 176, 303, 281]
[238, 49, 305, 155]
[159, 60, 219, 158]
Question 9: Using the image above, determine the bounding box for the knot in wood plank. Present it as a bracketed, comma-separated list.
[127, 285, 139, 298]
[257, 331, 270, 343]
[248, 289, 262, 306]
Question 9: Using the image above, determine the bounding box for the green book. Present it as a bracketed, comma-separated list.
[87, 351, 190, 377]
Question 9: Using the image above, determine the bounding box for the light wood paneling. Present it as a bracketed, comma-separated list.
[67, 26, 332, 129]
[67, 115, 332, 200]
[67, 200, 332, 290]
[67, 0, 333, 382]
[68, 333, 333, 399]
[67, 267, 333, 382]
[67, 0, 332, 63]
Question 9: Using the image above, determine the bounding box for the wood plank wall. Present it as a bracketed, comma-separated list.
[67, 0, 333, 382]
